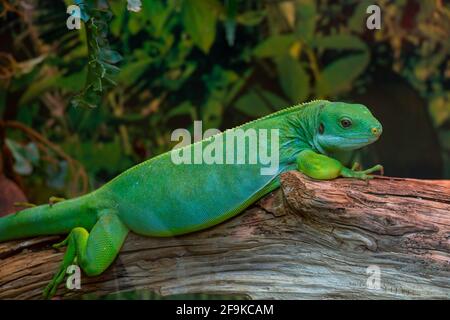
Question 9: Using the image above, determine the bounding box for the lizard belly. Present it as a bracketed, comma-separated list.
[105, 154, 281, 237]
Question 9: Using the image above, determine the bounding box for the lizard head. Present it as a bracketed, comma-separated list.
[315, 102, 382, 152]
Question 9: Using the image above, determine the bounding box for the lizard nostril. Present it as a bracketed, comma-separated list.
[371, 127, 380, 136]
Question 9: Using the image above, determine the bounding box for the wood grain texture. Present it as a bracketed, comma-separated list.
[0, 172, 449, 299]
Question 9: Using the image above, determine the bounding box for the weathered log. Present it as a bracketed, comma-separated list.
[0, 172, 449, 299]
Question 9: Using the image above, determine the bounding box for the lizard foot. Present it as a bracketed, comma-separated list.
[14, 202, 36, 208]
[43, 234, 75, 299]
[341, 164, 384, 180]
[351, 162, 362, 171]
[49, 196, 66, 207]
[361, 164, 384, 176]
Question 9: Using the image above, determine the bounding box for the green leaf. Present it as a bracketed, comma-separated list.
[202, 99, 223, 129]
[236, 10, 266, 26]
[71, 85, 102, 108]
[224, 0, 238, 46]
[234, 90, 272, 118]
[429, 96, 450, 127]
[110, 0, 126, 36]
[295, 0, 316, 43]
[277, 56, 310, 103]
[18, 73, 61, 106]
[71, 7, 121, 108]
[259, 90, 289, 110]
[310, 34, 368, 51]
[142, 0, 174, 36]
[348, 0, 373, 32]
[224, 69, 252, 105]
[5, 139, 40, 175]
[316, 52, 369, 97]
[116, 57, 152, 84]
[58, 70, 87, 92]
[99, 48, 123, 64]
[166, 101, 196, 120]
[128, 14, 143, 34]
[253, 35, 296, 58]
[64, 137, 129, 176]
[182, 0, 218, 53]
[74, 0, 90, 22]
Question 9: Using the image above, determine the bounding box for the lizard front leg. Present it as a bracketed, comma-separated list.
[296, 149, 383, 180]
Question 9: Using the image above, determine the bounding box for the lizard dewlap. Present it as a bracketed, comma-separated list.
[0, 100, 383, 298]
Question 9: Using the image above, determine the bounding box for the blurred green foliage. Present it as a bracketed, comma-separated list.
[0, 0, 449, 202]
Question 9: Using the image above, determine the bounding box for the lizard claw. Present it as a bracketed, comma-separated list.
[43, 273, 62, 299]
[361, 164, 384, 176]
[52, 236, 69, 249]
[14, 202, 36, 208]
[49, 196, 66, 207]
[351, 162, 362, 171]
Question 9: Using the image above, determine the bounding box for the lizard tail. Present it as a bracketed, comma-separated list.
[0, 194, 97, 242]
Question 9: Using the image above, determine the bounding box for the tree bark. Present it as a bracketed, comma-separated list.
[0, 172, 449, 299]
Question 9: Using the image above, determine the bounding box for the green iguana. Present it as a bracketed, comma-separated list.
[0, 100, 383, 298]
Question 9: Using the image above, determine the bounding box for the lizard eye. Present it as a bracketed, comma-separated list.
[340, 118, 352, 128]
[318, 123, 324, 134]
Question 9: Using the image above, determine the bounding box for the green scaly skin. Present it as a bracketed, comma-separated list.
[0, 100, 383, 298]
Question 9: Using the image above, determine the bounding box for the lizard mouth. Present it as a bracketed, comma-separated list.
[342, 136, 379, 146]
[344, 136, 378, 143]
[341, 132, 381, 143]
[317, 134, 379, 151]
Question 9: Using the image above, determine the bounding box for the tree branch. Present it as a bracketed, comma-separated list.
[0, 172, 449, 299]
